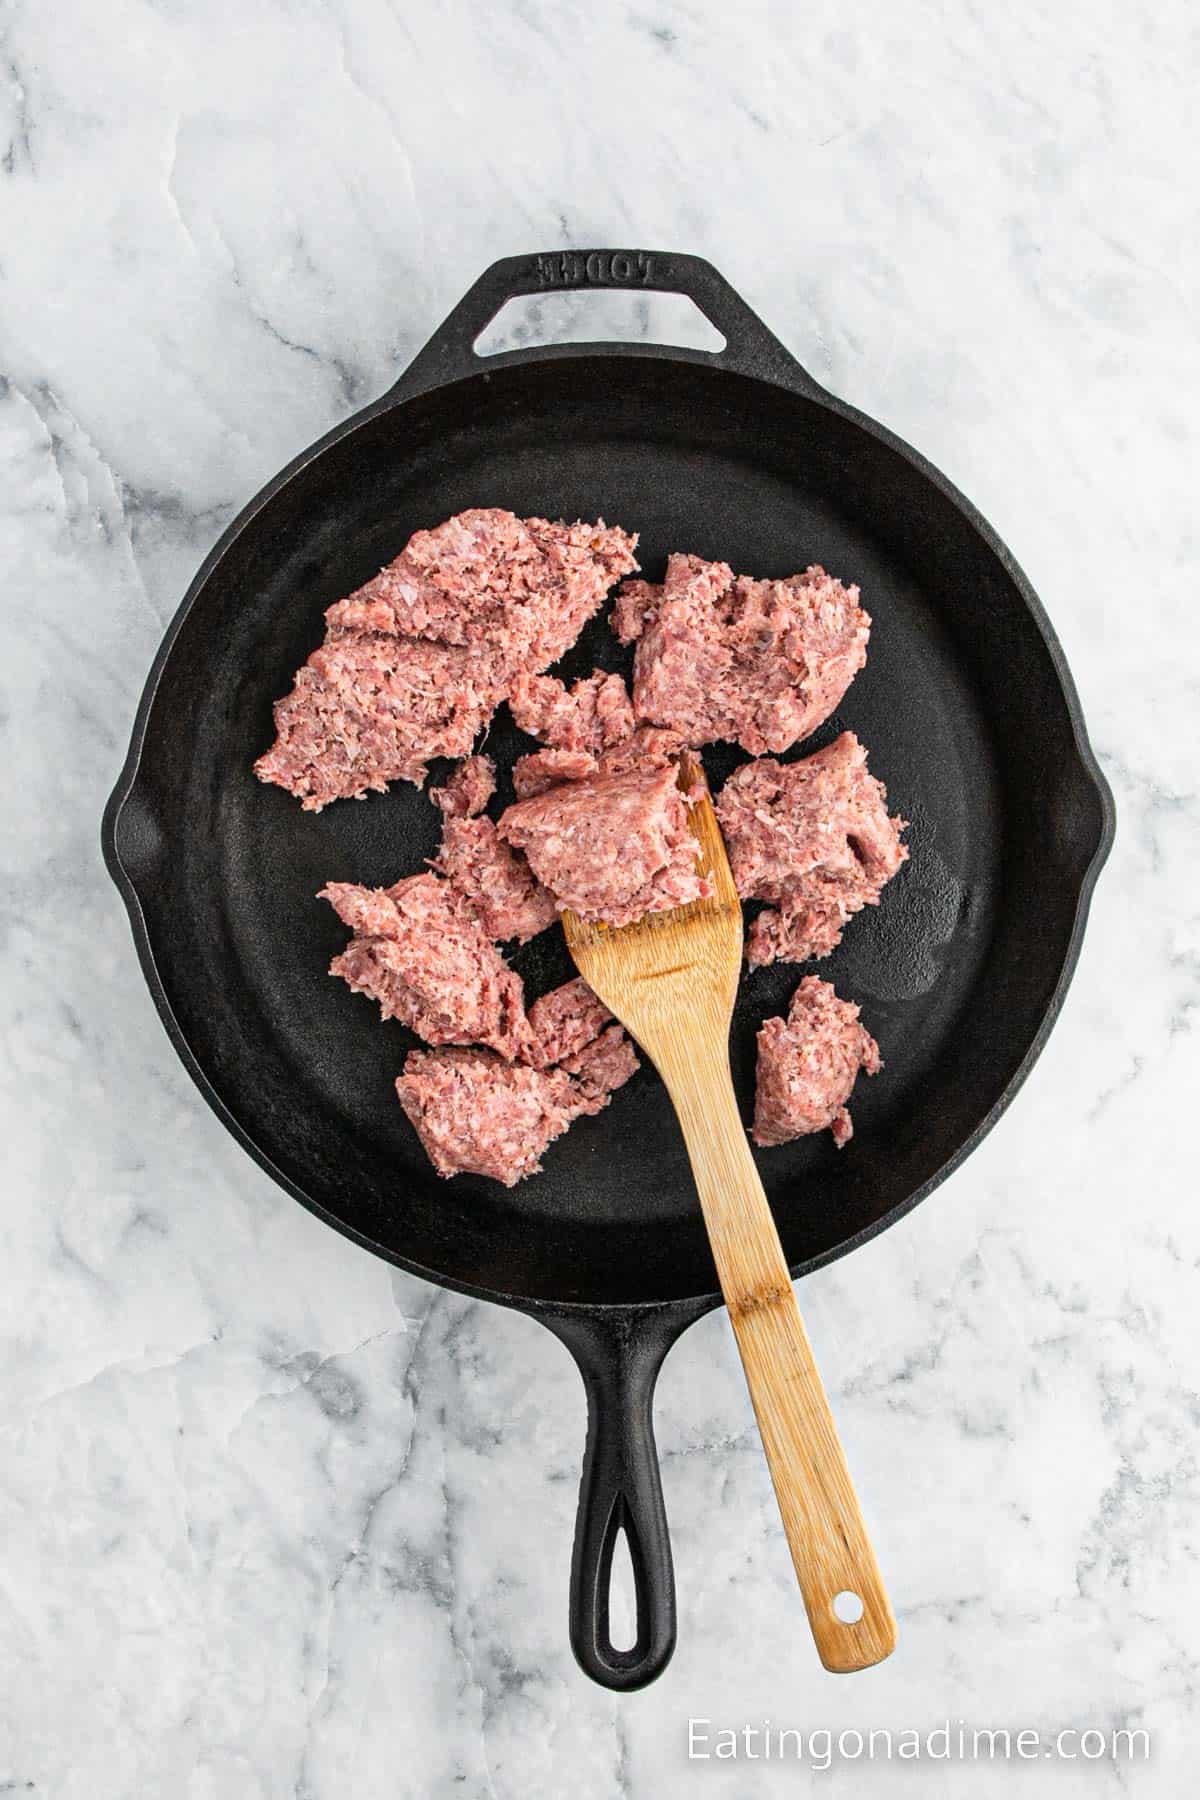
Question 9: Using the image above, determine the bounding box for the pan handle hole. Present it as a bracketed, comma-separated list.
[608, 1522, 638, 1653]
[475, 291, 726, 358]
[832, 1590, 864, 1625]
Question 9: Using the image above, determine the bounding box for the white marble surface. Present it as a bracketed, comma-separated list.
[2, 1, 1197, 1794]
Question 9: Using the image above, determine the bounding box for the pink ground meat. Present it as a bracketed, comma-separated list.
[753, 976, 882, 1148]
[557, 1023, 640, 1103]
[499, 762, 710, 927]
[430, 753, 496, 819]
[426, 749, 556, 942]
[512, 746, 601, 799]
[616, 552, 870, 756]
[320, 871, 532, 1059]
[593, 724, 688, 779]
[325, 509, 638, 662]
[395, 979, 638, 1185]
[270, 504, 904, 1183]
[510, 725, 684, 799]
[507, 665, 685, 801]
[715, 732, 907, 967]
[508, 668, 637, 752]
[526, 976, 615, 1069]
[395, 1050, 601, 1186]
[430, 815, 558, 944]
[256, 511, 638, 809]
[610, 578, 661, 646]
[254, 633, 502, 808]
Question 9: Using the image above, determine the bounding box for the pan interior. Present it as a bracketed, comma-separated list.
[119, 357, 1107, 1306]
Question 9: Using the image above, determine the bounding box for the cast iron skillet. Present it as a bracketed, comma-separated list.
[103, 251, 1114, 1689]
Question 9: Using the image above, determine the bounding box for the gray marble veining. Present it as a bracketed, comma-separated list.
[2, 1, 1197, 1794]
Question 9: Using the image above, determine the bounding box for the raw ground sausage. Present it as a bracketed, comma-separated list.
[753, 976, 882, 1148]
[616, 552, 870, 756]
[715, 731, 907, 966]
[499, 762, 709, 927]
[256, 510, 638, 809]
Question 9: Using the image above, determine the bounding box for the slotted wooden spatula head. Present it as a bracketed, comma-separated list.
[561, 756, 744, 1067]
[563, 753, 897, 1674]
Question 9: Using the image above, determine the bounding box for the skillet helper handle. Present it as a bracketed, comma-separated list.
[393, 249, 823, 396]
[543, 1309, 679, 1691]
[659, 1051, 897, 1674]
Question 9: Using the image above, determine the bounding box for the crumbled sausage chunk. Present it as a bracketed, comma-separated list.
[754, 976, 881, 1148]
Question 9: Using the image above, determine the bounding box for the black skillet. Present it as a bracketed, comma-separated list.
[103, 250, 1114, 1689]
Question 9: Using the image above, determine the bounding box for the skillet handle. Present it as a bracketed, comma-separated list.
[541, 1305, 695, 1691]
[392, 249, 826, 399]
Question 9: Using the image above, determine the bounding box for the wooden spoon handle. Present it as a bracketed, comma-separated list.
[661, 1049, 897, 1672]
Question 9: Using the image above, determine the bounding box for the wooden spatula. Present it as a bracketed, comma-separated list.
[562, 757, 897, 1672]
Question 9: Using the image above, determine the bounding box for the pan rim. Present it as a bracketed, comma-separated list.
[102, 346, 1116, 1317]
